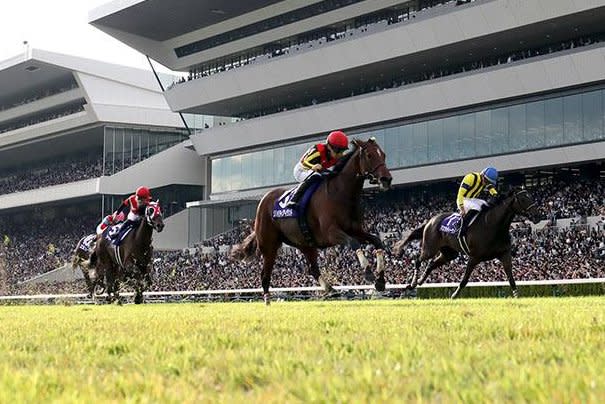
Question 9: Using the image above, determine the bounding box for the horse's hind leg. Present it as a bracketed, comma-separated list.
[260, 247, 278, 306]
[417, 248, 458, 287]
[451, 258, 480, 299]
[301, 247, 335, 296]
[499, 252, 518, 298]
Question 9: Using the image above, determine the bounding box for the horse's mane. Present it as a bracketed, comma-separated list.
[483, 188, 516, 211]
[330, 142, 359, 175]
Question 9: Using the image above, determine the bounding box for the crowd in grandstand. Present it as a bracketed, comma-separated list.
[169, 0, 605, 121]
[0, 104, 86, 134]
[0, 157, 103, 196]
[0, 82, 78, 112]
[174, 0, 476, 84]
[1, 172, 603, 296]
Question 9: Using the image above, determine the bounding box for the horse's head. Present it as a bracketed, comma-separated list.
[353, 137, 392, 191]
[510, 189, 540, 224]
[145, 201, 165, 232]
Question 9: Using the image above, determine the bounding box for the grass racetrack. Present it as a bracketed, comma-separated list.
[1, 298, 604, 403]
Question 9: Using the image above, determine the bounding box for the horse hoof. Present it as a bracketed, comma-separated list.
[322, 291, 340, 300]
[375, 279, 386, 292]
[364, 268, 376, 283]
[263, 293, 271, 306]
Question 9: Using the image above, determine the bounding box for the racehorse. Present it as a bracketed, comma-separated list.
[231, 138, 392, 305]
[393, 188, 540, 298]
[94, 201, 164, 304]
[72, 234, 105, 298]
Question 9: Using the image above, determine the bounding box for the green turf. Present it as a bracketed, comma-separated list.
[0, 298, 604, 403]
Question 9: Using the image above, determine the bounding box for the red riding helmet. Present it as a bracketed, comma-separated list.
[326, 130, 349, 150]
[136, 186, 151, 200]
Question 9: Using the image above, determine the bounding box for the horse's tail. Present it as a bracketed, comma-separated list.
[230, 231, 258, 262]
[393, 224, 425, 257]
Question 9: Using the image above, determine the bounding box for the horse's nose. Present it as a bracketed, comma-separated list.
[379, 177, 392, 190]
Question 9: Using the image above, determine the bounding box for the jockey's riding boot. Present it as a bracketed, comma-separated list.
[286, 179, 312, 209]
[459, 210, 478, 239]
[83, 251, 97, 269]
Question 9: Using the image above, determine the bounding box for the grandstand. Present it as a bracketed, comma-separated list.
[91, 0, 605, 236]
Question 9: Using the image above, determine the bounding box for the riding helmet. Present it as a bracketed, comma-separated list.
[326, 130, 349, 150]
[481, 167, 498, 185]
[136, 186, 152, 199]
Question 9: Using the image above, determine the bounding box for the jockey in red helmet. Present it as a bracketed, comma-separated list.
[86, 186, 153, 268]
[286, 130, 349, 208]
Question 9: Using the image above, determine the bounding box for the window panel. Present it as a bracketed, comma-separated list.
[582, 90, 603, 141]
[475, 110, 491, 156]
[526, 100, 545, 149]
[459, 113, 476, 158]
[490, 107, 509, 154]
[442, 116, 459, 161]
[564, 94, 582, 143]
[509, 104, 527, 151]
[427, 119, 444, 163]
[545, 97, 563, 146]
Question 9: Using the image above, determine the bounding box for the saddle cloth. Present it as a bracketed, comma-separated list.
[80, 234, 97, 253]
[104, 222, 135, 246]
[272, 180, 322, 219]
[439, 213, 462, 234]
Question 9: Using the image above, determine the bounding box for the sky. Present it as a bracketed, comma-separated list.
[0, 0, 173, 73]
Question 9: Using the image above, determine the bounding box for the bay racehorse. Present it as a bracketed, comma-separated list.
[94, 201, 164, 304]
[231, 138, 392, 305]
[393, 188, 540, 298]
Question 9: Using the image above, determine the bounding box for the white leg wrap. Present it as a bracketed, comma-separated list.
[356, 249, 369, 269]
[376, 249, 385, 274]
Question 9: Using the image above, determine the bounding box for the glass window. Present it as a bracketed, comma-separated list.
[475, 110, 491, 156]
[459, 113, 475, 158]
[384, 126, 401, 167]
[427, 119, 444, 163]
[509, 104, 527, 152]
[399, 125, 414, 166]
[412, 122, 428, 165]
[491, 107, 509, 154]
[545, 98, 563, 146]
[443, 116, 459, 161]
[563, 94, 582, 143]
[526, 100, 545, 149]
[582, 90, 603, 141]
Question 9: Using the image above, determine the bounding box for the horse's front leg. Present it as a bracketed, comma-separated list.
[499, 251, 518, 298]
[451, 258, 480, 299]
[352, 230, 387, 291]
[300, 247, 335, 296]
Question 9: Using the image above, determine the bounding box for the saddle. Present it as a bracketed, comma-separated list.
[272, 177, 323, 245]
[104, 221, 136, 246]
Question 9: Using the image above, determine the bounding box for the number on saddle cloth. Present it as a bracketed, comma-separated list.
[272, 177, 323, 219]
[439, 213, 462, 234]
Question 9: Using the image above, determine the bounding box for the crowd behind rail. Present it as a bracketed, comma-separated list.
[0, 174, 603, 295]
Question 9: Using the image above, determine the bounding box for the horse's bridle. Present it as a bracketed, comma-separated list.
[358, 146, 387, 184]
[513, 189, 537, 213]
[145, 203, 163, 230]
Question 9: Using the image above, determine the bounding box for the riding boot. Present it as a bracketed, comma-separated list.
[459, 210, 478, 240]
[286, 175, 316, 209]
[83, 251, 97, 269]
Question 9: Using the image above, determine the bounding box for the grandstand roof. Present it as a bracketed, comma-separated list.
[89, 0, 284, 41]
[0, 48, 164, 98]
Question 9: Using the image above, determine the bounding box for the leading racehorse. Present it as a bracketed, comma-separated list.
[393, 188, 540, 298]
[231, 138, 392, 304]
[94, 201, 164, 304]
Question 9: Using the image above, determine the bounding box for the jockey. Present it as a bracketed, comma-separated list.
[116, 186, 153, 225]
[457, 167, 499, 240]
[286, 130, 349, 208]
[85, 186, 152, 268]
